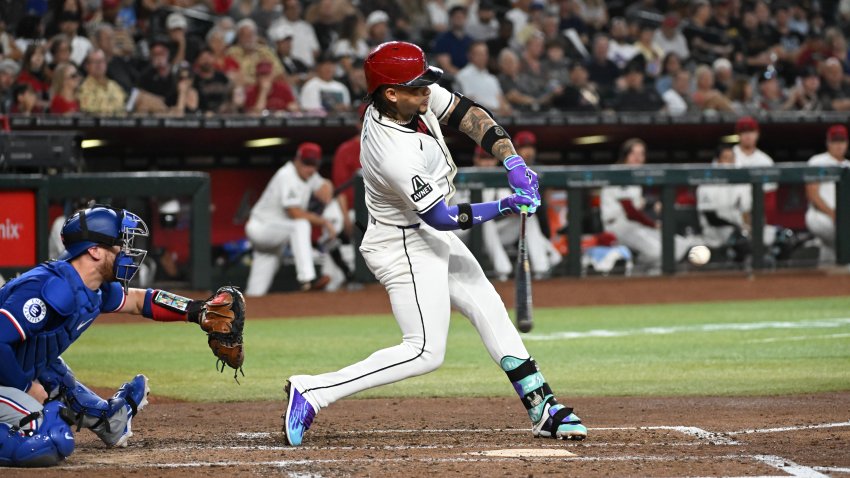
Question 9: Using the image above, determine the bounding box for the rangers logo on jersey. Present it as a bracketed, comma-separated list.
[410, 175, 433, 202]
[23, 298, 47, 323]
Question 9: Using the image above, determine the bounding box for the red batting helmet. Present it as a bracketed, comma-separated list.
[364, 41, 443, 94]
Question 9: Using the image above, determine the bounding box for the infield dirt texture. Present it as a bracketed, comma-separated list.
[6, 270, 850, 477]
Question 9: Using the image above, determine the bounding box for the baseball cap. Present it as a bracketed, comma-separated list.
[661, 14, 680, 28]
[735, 116, 759, 133]
[0, 59, 20, 76]
[256, 60, 273, 75]
[827, 124, 848, 142]
[514, 130, 537, 147]
[297, 142, 322, 165]
[366, 10, 389, 29]
[268, 23, 295, 42]
[166, 12, 188, 30]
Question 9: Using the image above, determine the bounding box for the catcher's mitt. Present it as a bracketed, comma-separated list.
[196, 286, 245, 381]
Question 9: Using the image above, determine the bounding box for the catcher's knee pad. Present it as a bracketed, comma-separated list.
[37, 357, 75, 400]
[0, 401, 75, 467]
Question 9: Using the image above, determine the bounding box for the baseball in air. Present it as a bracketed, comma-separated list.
[688, 246, 711, 266]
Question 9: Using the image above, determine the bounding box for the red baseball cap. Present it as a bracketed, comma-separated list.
[827, 124, 848, 142]
[514, 130, 537, 147]
[256, 60, 273, 76]
[297, 142, 322, 165]
[735, 116, 759, 133]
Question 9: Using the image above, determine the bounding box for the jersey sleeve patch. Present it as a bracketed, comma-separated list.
[410, 175, 435, 203]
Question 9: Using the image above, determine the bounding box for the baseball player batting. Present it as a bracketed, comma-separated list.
[283, 41, 587, 446]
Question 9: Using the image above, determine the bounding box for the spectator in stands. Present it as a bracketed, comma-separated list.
[47, 35, 72, 78]
[633, 22, 664, 79]
[662, 70, 693, 116]
[227, 18, 284, 85]
[625, 0, 661, 23]
[172, 62, 201, 115]
[506, 0, 533, 44]
[519, 32, 563, 106]
[653, 14, 689, 62]
[94, 24, 140, 96]
[57, 11, 92, 67]
[299, 54, 351, 113]
[685, 0, 734, 65]
[269, 23, 310, 88]
[607, 17, 637, 69]
[244, 142, 336, 295]
[655, 52, 682, 94]
[773, 2, 804, 80]
[796, 30, 829, 71]
[554, 61, 601, 111]
[756, 67, 786, 110]
[49, 62, 81, 115]
[455, 41, 512, 115]
[608, 56, 664, 112]
[206, 27, 242, 84]
[17, 43, 50, 109]
[271, 0, 320, 69]
[9, 83, 43, 115]
[601, 138, 696, 274]
[691, 64, 733, 112]
[556, 0, 589, 46]
[365, 10, 392, 47]
[805, 124, 849, 262]
[229, 0, 255, 23]
[432, 5, 473, 78]
[331, 13, 370, 80]
[497, 47, 549, 112]
[712, 57, 734, 94]
[343, 59, 368, 106]
[243, 60, 298, 114]
[13, 15, 44, 53]
[193, 49, 234, 114]
[737, 7, 779, 76]
[166, 12, 203, 66]
[466, 0, 498, 42]
[728, 75, 758, 114]
[137, 40, 177, 112]
[305, 0, 355, 52]
[818, 57, 850, 111]
[542, 41, 571, 89]
[0, 59, 20, 113]
[585, 34, 621, 99]
[782, 66, 823, 111]
[252, 0, 283, 34]
[78, 48, 127, 116]
[486, 18, 513, 71]
[706, 0, 740, 46]
[575, 0, 608, 33]
[425, 0, 450, 35]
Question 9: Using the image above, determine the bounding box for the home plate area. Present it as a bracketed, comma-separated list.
[7, 394, 845, 478]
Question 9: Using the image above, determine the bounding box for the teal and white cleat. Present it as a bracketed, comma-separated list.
[533, 403, 587, 441]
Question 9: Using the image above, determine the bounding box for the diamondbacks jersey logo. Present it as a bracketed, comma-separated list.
[410, 175, 433, 202]
[22, 298, 47, 323]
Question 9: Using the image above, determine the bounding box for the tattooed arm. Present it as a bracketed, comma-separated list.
[440, 96, 517, 161]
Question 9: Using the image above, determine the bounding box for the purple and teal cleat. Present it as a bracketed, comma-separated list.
[282, 380, 316, 446]
[533, 403, 587, 440]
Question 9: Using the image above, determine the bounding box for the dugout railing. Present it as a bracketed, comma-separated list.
[0, 172, 212, 290]
[353, 164, 850, 280]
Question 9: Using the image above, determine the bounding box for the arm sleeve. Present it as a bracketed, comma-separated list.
[619, 199, 657, 228]
[0, 343, 31, 390]
[100, 282, 127, 313]
[418, 198, 504, 231]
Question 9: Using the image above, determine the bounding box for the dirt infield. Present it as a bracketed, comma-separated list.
[9, 270, 850, 477]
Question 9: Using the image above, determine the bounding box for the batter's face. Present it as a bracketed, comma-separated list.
[385, 85, 430, 118]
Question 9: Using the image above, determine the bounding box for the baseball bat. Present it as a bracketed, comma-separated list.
[515, 206, 533, 333]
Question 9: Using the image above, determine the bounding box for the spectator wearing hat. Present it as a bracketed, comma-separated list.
[712, 57, 734, 94]
[299, 54, 351, 113]
[137, 40, 178, 110]
[365, 10, 393, 47]
[269, 0, 320, 69]
[245, 142, 337, 295]
[756, 67, 786, 110]
[818, 57, 850, 111]
[193, 48, 234, 114]
[555, 62, 601, 111]
[227, 18, 285, 85]
[57, 11, 92, 67]
[782, 66, 823, 111]
[691, 64, 733, 112]
[269, 23, 311, 88]
[331, 13, 370, 80]
[609, 56, 664, 112]
[466, 0, 499, 42]
[165, 12, 204, 67]
[205, 27, 242, 84]
[433, 5, 473, 77]
[455, 42, 511, 115]
[48, 62, 80, 115]
[653, 14, 689, 61]
[805, 125, 850, 262]
[0, 59, 20, 113]
[243, 59, 298, 114]
[78, 48, 127, 116]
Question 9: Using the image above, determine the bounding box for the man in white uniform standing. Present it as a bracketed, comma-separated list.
[733, 116, 779, 225]
[283, 41, 587, 446]
[244, 142, 337, 295]
[805, 125, 850, 262]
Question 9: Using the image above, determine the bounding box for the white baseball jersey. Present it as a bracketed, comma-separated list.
[696, 182, 752, 227]
[805, 152, 848, 257]
[806, 152, 848, 211]
[359, 83, 458, 226]
[248, 161, 324, 224]
[600, 185, 645, 225]
[734, 145, 777, 192]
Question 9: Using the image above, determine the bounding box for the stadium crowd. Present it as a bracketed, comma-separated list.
[0, 0, 849, 117]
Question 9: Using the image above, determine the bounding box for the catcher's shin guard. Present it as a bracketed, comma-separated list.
[282, 379, 316, 446]
[501, 356, 587, 440]
[0, 401, 75, 467]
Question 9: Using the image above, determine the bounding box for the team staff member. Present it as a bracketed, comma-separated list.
[283, 41, 587, 447]
[805, 125, 850, 262]
[0, 205, 221, 467]
[733, 116, 779, 224]
[244, 142, 344, 295]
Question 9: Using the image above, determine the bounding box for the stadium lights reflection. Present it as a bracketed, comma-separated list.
[573, 135, 609, 145]
[80, 139, 106, 149]
[245, 137, 286, 148]
[721, 134, 740, 143]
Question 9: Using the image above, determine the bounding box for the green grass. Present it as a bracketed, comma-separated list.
[63, 296, 850, 402]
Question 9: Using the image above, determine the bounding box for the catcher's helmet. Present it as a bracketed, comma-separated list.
[364, 41, 443, 94]
[59, 205, 149, 289]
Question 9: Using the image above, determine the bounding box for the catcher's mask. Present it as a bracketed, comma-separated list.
[59, 204, 149, 292]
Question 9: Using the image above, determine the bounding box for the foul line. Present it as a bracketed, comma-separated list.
[752, 455, 829, 478]
[524, 317, 850, 341]
[728, 420, 850, 435]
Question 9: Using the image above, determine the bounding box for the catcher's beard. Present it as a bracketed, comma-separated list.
[99, 249, 117, 283]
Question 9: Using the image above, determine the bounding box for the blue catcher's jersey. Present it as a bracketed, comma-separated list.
[0, 261, 125, 390]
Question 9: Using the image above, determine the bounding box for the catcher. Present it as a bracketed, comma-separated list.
[0, 204, 244, 467]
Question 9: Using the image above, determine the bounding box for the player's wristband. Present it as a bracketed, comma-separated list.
[503, 155, 526, 171]
[142, 288, 198, 322]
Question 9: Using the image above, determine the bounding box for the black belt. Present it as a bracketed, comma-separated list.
[369, 215, 420, 229]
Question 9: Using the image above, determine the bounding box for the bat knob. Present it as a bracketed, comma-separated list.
[518, 322, 533, 333]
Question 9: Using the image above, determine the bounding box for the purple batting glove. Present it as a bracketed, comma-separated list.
[498, 194, 535, 216]
[504, 155, 539, 194]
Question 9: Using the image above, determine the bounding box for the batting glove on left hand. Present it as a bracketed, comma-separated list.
[498, 194, 535, 216]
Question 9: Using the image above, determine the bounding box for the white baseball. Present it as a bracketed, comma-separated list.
[688, 245, 711, 266]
